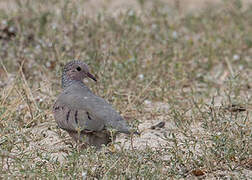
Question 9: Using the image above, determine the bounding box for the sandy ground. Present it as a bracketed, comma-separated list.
[2, 0, 251, 160]
[1, 0, 251, 178]
[20, 100, 204, 162]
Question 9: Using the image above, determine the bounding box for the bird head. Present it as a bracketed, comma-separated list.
[62, 60, 97, 89]
[63, 60, 97, 82]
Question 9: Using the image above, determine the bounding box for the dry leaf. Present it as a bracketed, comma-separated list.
[150, 121, 165, 130]
[192, 169, 205, 176]
[227, 104, 246, 112]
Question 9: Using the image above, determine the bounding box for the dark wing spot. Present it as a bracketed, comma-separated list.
[54, 106, 60, 110]
[86, 112, 91, 120]
[66, 110, 71, 123]
[74, 110, 78, 124]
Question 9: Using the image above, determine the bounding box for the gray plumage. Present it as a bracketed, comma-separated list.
[53, 60, 135, 148]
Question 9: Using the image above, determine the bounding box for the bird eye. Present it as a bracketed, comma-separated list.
[76, 66, 81, 71]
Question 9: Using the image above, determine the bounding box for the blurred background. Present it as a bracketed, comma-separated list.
[0, 0, 251, 179]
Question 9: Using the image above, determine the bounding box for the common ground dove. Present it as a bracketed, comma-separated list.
[53, 60, 137, 148]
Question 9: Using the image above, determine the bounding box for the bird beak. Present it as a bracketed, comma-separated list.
[87, 72, 97, 82]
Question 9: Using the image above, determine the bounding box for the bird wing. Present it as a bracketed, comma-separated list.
[53, 85, 131, 134]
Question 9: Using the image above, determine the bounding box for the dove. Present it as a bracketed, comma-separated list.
[53, 60, 137, 148]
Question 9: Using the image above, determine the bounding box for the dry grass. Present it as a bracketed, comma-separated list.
[0, 0, 252, 179]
